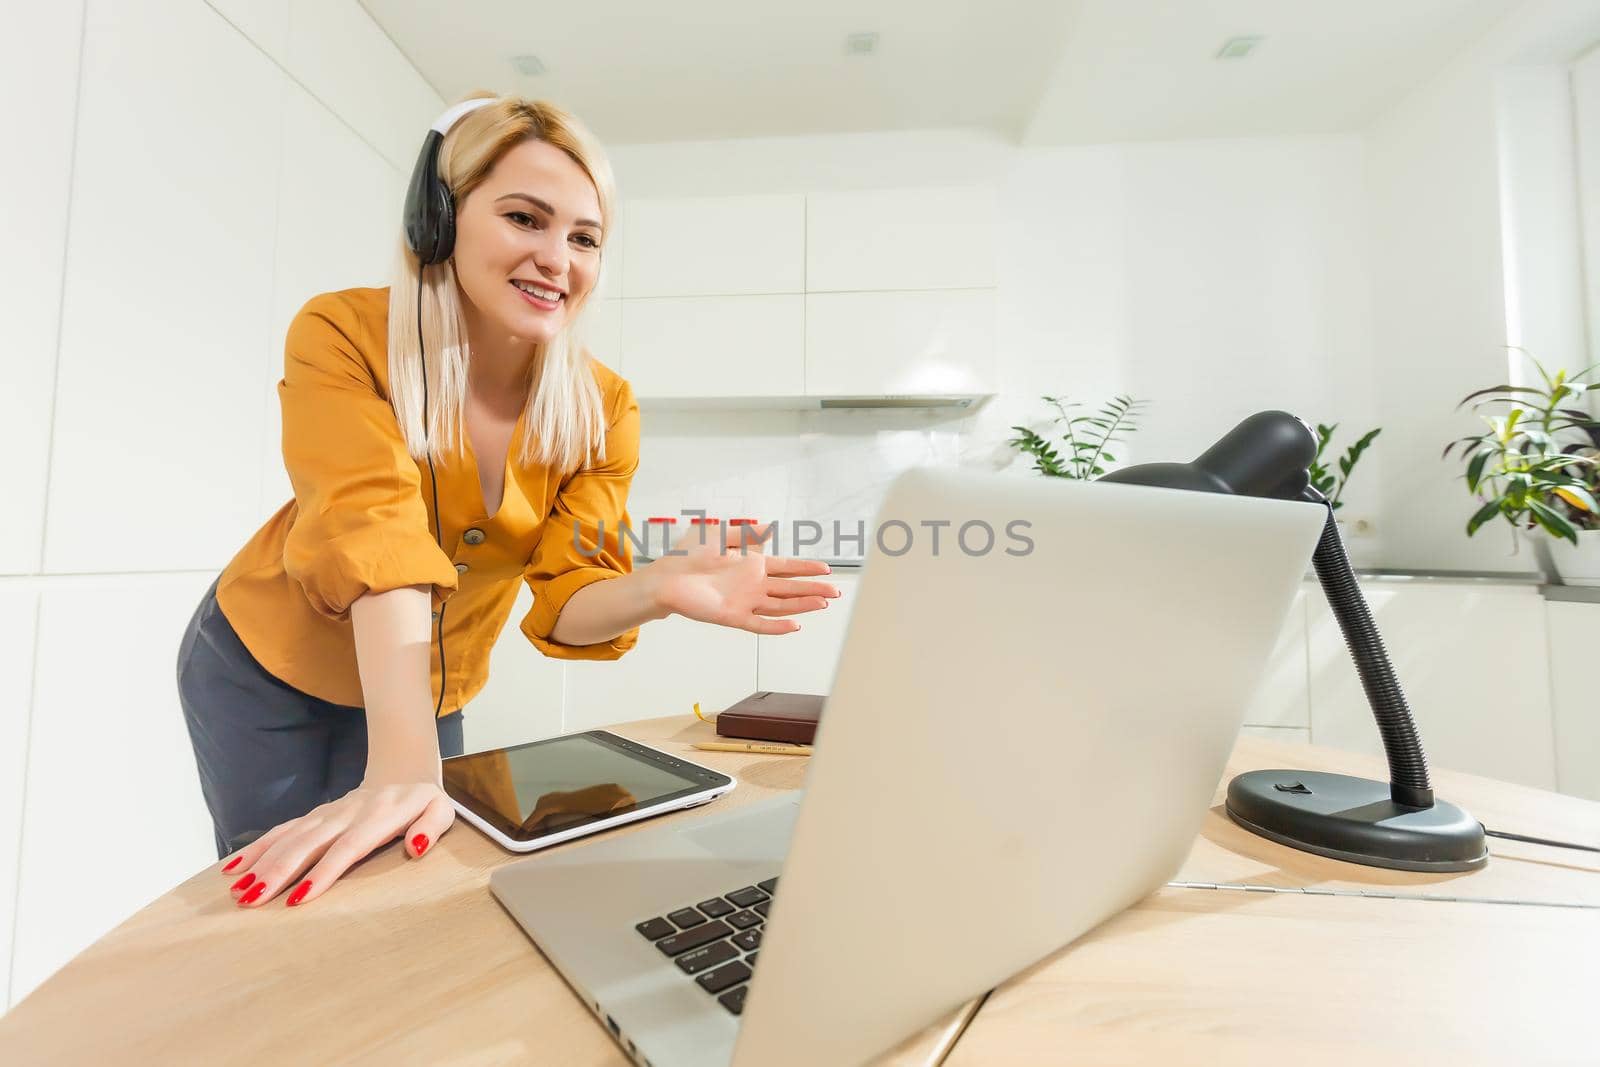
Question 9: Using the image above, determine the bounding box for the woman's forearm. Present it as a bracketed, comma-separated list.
[350, 584, 444, 782]
[548, 568, 670, 646]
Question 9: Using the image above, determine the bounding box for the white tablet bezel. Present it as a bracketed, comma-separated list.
[443, 729, 737, 853]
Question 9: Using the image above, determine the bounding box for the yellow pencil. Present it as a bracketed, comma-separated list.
[692, 741, 813, 756]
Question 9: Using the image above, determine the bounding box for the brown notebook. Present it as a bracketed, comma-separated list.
[715, 691, 825, 745]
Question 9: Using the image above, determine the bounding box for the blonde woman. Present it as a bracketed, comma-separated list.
[175, 93, 838, 910]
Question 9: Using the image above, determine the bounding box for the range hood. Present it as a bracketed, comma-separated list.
[636, 393, 994, 412]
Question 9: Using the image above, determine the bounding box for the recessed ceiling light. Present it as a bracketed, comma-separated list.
[844, 32, 879, 56]
[510, 54, 546, 76]
[1215, 35, 1264, 60]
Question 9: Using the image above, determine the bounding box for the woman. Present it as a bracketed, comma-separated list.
[176, 92, 838, 910]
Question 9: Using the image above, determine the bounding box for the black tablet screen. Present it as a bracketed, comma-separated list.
[442, 730, 728, 842]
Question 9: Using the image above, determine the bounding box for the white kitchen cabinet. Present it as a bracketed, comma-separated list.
[260, 79, 406, 517]
[1241, 588, 1310, 729]
[283, 0, 440, 171]
[563, 611, 757, 732]
[1307, 580, 1557, 790]
[621, 195, 805, 298]
[464, 583, 567, 755]
[584, 298, 623, 372]
[755, 572, 862, 694]
[805, 186, 996, 292]
[1546, 599, 1600, 801]
[12, 576, 218, 1005]
[0, 587, 40, 1010]
[1239, 725, 1312, 745]
[622, 295, 804, 399]
[45, 0, 281, 575]
[1, 0, 81, 577]
[805, 289, 996, 397]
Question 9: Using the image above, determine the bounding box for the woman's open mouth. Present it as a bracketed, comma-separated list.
[510, 279, 564, 311]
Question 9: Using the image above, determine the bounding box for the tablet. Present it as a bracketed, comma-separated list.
[441, 729, 736, 853]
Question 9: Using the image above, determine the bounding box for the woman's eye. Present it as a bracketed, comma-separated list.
[506, 212, 598, 249]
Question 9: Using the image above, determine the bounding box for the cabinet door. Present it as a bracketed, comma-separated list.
[563, 612, 757, 733]
[756, 572, 861, 694]
[621, 194, 804, 297]
[623, 295, 804, 398]
[806, 186, 995, 292]
[45, 0, 281, 575]
[464, 584, 566, 754]
[805, 290, 996, 396]
[583, 298, 622, 371]
[1, 0, 81, 576]
[1546, 600, 1600, 800]
[0, 587, 39, 1009]
[13, 577, 219, 1005]
[1239, 725, 1311, 745]
[1307, 582, 1556, 790]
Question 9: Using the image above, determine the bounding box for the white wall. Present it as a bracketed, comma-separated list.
[607, 131, 1383, 565]
[1362, 0, 1600, 573]
[0, 0, 440, 1010]
[1496, 66, 1588, 383]
[1573, 44, 1600, 366]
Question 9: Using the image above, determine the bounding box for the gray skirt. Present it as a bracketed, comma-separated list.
[176, 575, 464, 860]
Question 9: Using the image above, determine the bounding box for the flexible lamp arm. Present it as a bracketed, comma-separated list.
[1101, 412, 1434, 809]
[1299, 485, 1433, 808]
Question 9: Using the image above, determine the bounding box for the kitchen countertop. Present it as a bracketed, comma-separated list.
[634, 555, 1600, 602]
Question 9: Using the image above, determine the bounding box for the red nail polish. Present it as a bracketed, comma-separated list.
[411, 833, 429, 856]
[222, 856, 241, 872]
[286, 880, 312, 907]
[239, 882, 265, 905]
[230, 873, 255, 893]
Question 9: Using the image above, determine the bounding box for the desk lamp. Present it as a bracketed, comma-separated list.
[1100, 411, 1487, 871]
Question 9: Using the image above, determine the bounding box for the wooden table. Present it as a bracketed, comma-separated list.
[1, 718, 1595, 1065]
[948, 736, 1600, 1067]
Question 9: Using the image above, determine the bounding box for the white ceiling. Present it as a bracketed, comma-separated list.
[360, 0, 1524, 147]
[1023, 0, 1523, 144]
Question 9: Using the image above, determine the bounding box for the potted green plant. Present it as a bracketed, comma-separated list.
[1308, 422, 1380, 518]
[1007, 395, 1147, 480]
[1443, 354, 1600, 583]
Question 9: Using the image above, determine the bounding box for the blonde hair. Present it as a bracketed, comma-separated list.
[388, 92, 617, 475]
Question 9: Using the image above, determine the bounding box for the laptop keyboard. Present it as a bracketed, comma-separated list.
[634, 876, 778, 1016]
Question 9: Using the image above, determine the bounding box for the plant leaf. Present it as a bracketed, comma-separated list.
[1466, 499, 1503, 536]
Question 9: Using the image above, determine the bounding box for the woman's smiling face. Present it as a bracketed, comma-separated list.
[452, 138, 604, 349]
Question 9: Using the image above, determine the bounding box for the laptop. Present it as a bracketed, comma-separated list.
[489, 465, 1325, 1067]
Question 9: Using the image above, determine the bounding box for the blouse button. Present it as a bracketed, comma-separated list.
[455, 562, 470, 575]
[463, 528, 486, 545]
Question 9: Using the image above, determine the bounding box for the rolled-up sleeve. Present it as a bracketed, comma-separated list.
[278, 294, 460, 622]
[520, 376, 641, 660]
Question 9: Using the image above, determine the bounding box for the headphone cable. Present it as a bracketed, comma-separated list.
[418, 267, 447, 720]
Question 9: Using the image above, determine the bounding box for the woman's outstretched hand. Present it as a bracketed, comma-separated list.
[646, 521, 841, 634]
[216, 756, 454, 908]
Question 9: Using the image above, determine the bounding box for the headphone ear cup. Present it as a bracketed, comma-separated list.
[404, 130, 449, 265]
[432, 183, 456, 263]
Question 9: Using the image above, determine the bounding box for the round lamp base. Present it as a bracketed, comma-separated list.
[1225, 769, 1487, 873]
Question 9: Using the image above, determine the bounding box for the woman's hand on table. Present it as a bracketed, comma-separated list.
[216, 756, 454, 908]
[647, 522, 841, 635]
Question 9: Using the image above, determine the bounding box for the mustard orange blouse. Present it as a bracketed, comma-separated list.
[216, 286, 640, 713]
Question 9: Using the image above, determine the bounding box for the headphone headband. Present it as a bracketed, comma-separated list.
[429, 97, 498, 136]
